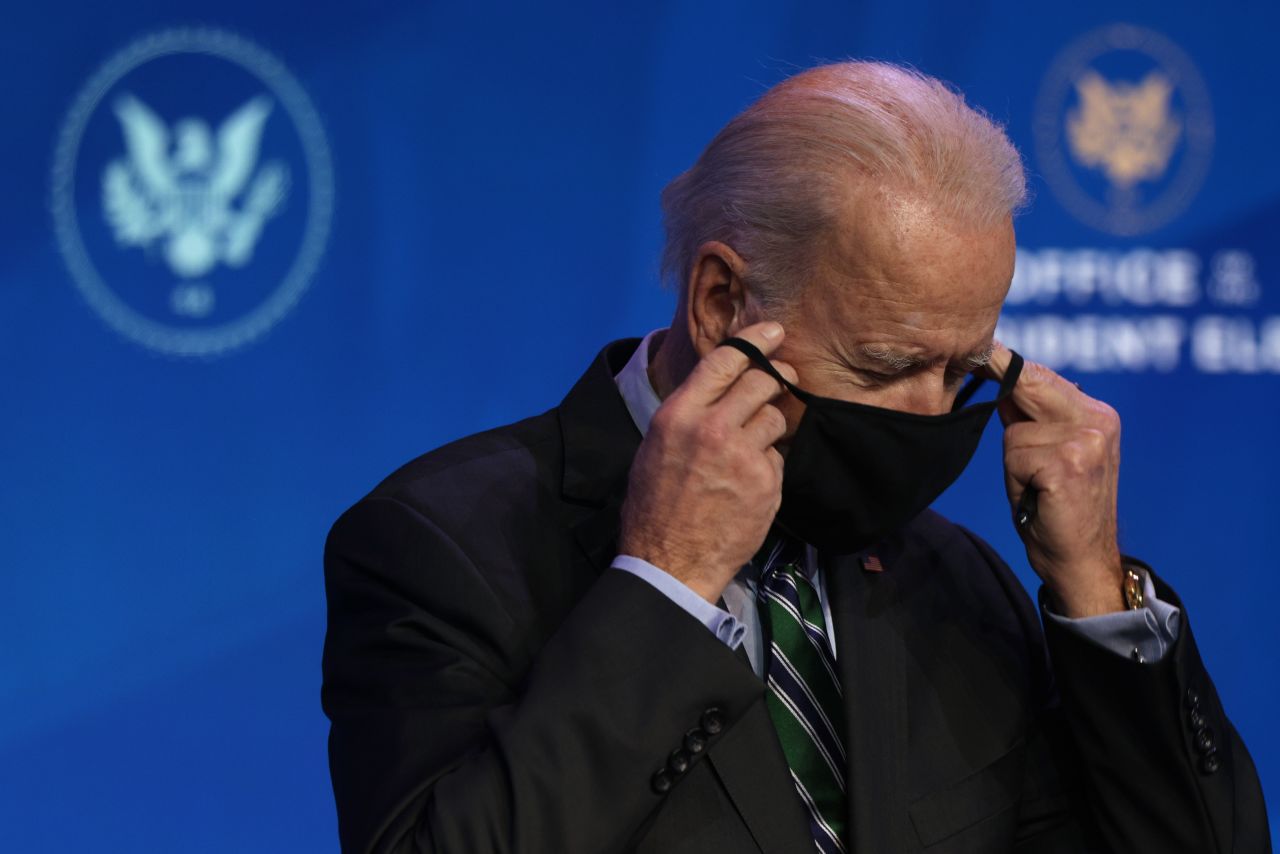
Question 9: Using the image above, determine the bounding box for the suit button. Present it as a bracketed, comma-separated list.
[700, 707, 725, 735]
[684, 729, 707, 755]
[1194, 727, 1215, 754]
[1189, 709, 1206, 730]
[651, 769, 673, 794]
[1201, 750, 1221, 775]
[668, 749, 692, 775]
[1185, 688, 1201, 709]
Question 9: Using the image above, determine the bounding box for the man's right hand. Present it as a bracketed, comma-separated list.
[618, 322, 795, 604]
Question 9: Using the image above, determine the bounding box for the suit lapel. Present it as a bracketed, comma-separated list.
[557, 339, 642, 574]
[825, 542, 914, 853]
[558, 339, 644, 507]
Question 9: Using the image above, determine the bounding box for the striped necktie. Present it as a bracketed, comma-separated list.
[757, 538, 848, 853]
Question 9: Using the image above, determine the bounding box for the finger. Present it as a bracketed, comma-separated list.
[995, 396, 1029, 428]
[741, 402, 787, 448]
[1003, 445, 1052, 508]
[985, 341, 1030, 427]
[766, 446, 785, 491]
[716, 359, 796, 426]
[983, 340, 1090, 425]
[1003, 421, 1088, 451]
[1004, 439, 1106, 503]
[679, 321, 785, 405]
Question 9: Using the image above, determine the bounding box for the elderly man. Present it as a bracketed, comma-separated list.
[322, 62, 1269, 853]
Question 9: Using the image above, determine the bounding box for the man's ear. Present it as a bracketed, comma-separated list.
[684, 241, 751, 358]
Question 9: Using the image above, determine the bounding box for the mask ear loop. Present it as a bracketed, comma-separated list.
[951, 375, 987, 410]
[951, 351, 1025, 411]
[718, 337, 816, 404]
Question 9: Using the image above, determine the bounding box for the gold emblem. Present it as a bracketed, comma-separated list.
[1067, 70, 1182, 189]
[1033, 24, 1213, 236]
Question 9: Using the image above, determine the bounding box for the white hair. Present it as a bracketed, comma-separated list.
[659, 61, 1028, 310]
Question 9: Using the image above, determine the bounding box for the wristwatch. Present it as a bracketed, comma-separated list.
[1122, 566, 1145, 610]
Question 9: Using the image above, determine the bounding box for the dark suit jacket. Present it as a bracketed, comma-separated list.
[322, 338, 1270, 853]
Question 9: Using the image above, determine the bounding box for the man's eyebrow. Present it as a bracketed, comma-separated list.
[859, 344, 926, 371]
[964, 346, 995, 370]
[857, 344, 994, 372]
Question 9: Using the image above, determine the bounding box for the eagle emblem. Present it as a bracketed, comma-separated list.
[1065, 70, 1183, 189]
[102, 93, 290, 278]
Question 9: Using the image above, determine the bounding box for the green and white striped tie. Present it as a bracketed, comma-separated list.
[758, 540, 848, 853]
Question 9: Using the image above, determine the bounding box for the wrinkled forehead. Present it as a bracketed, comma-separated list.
[817, 191, 1011, 294]
[785, 191, 1016, 353]
[831, 188, 1015, 281]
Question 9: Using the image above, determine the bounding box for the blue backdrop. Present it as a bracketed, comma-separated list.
[3, 1, 1276, 850]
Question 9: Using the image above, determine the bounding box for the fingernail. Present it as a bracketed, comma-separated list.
[762, 322, 783, 341]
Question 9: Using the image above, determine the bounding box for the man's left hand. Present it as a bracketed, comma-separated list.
[983, 342, 1126, 618]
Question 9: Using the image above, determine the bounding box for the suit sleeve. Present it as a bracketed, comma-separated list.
[958, 529, 1270, 854]
[321, 496, 762, 854]
[1037, 560, 1271, 854]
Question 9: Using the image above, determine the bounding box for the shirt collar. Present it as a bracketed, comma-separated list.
[613, 328, 665, 437]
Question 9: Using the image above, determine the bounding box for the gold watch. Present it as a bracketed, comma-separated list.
[1122, 567, 1145, 610]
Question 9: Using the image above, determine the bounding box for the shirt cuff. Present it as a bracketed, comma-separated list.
[611, 555, 746, 648]
[1043, 567, 1182, 663]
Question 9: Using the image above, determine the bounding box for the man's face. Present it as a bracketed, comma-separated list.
[763, 189, 1016, 437]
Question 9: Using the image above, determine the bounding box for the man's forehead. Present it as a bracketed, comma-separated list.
[824, 189, 1017, 286]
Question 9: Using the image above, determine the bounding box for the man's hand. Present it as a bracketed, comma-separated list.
[619, 322, 796, 604]
[983, 343, 1126, 618]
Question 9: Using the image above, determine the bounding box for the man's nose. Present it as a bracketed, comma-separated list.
[888, 374, 957, 416]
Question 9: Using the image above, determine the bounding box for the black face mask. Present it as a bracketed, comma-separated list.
[720, 337, 1024, 555]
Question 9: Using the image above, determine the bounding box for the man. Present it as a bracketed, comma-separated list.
[322, 62, 1269, 853]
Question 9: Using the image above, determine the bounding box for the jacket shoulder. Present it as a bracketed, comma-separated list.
[361, 409, 563, 521]
[322, 409, 570, 644]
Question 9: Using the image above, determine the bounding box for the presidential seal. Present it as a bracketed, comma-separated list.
[51, 27, 334, 356]
[1033, 24, 1213, 236]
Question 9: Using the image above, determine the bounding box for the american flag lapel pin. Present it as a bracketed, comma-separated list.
[862, 554, 884, 573]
